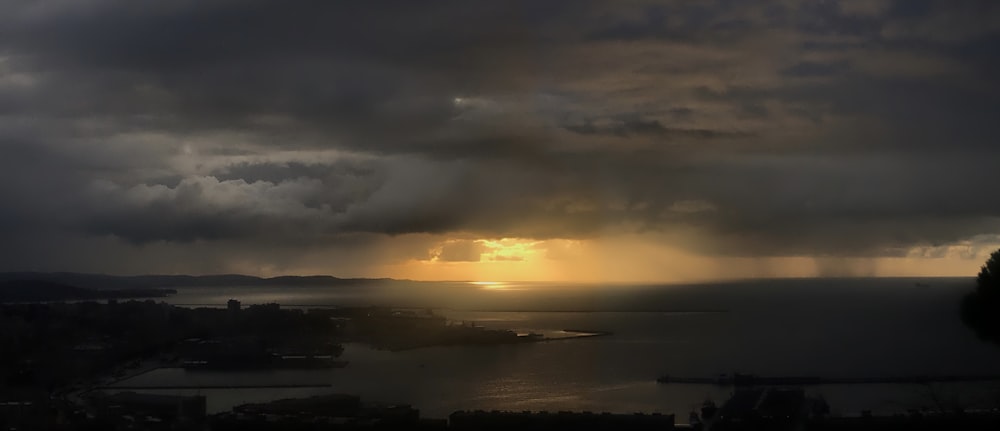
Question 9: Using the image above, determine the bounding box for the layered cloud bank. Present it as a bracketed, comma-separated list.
[1, 1, 998, 280]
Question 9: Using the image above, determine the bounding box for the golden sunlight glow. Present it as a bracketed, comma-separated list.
[476, 238, 543, 262]
[377, 233, 998, 283]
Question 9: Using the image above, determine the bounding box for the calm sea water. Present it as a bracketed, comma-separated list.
[115, 278, 1000, 419]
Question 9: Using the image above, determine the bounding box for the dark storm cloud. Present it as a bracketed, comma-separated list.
[563, 116, 751, 139]
[434, 240, 487, 263]
[780, 61, 852, 77]
[1, 0, 999, 273]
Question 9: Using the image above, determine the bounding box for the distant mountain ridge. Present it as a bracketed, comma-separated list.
[0, 272, 390, 290]
[0, 279, 176, 302]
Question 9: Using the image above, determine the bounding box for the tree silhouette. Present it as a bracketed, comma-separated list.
[961, 249, 1000, 345]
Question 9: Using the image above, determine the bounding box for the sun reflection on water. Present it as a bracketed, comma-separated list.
[467, 281, 530, 291]
[469, 281, 507, 290]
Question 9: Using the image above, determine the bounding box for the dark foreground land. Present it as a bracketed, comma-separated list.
[1, 300, 554, 389]
[0, 299, 597, 429]
[7, 389, 1000, 430]
[3, 299, 1000, 430]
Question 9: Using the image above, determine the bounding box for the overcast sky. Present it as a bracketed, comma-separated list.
[1, 0, 999, 281]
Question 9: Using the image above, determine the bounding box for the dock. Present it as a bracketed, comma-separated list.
[656, 373, 1000, 386]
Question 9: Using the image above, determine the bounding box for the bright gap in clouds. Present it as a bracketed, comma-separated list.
[385, 235, 998, 283]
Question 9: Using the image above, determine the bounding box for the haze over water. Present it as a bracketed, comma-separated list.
[118, 277, 1000, 418]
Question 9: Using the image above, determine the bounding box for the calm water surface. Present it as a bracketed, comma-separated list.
[116, 278, 1000, 419]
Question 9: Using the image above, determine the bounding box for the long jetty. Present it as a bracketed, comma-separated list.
[656, 374, 1000, 386]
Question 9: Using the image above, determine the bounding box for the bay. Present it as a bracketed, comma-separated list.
[113, 277, 1000, 419]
